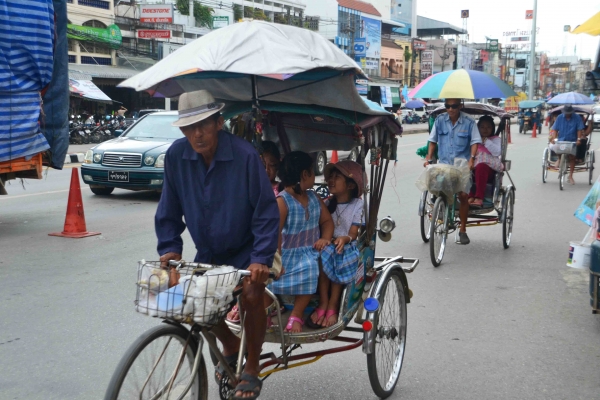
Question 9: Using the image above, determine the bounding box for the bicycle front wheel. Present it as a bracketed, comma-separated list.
[104, 323, 208, 400]
[429, 196, 448, 267]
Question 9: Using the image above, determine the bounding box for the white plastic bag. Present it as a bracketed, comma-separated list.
[193, 266, 239, 324]
[136, 261, 169, 316]
[415, 158, 472, 199]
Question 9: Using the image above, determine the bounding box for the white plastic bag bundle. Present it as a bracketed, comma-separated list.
[415, 158, 472, 199]
[136, 261, 169, 316]
[193, 266, 240, 324]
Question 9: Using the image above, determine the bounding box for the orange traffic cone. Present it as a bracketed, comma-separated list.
[507, 123, 512, 144]
[49, 168, 101, 238]
[331, 150, 339, 163]
[532, 123, 537, 138]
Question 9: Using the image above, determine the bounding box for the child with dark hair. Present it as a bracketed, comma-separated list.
[469, 115, 503, 207]
[268, 151, 334, 333]
[259, 141, 281, 196]
[308, 161, 364, 328]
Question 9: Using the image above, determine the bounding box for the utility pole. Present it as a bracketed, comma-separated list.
[528, 0, 538, 99]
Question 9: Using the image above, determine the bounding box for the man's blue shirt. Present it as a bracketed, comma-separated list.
[155, 130, 279, 269]
[428, 111, 482, 165]
[552, 113, 584, 142]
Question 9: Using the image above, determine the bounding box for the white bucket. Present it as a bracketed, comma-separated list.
[567, 241, 591, 269]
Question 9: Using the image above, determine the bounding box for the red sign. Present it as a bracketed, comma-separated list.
[140, 5, 173, 23]
[480, 50, 489, 63]
[525, 10, 533, 19]
[413, 39, 427, 51]
[137, 30, 171, 39]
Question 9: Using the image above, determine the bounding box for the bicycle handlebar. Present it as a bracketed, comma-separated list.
[168, 260, 277, 279]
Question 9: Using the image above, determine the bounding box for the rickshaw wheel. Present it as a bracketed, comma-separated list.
[366, 270, 407, 399]
[502, 189, 514, 249]
[429, 197, 448, 267]
[542, 148, 549, 183]
[420, 191, 434, 243]
[588, 151, 595, 185]
[559, 156, 566, 191]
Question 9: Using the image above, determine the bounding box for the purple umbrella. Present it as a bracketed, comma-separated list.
[404, 100, 426, 109]
[547, 91, 593, 105]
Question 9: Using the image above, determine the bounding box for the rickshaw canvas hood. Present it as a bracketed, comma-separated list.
[118, 21, 385, 117]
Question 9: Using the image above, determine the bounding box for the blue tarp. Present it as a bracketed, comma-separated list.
[0, 0, 54, 162]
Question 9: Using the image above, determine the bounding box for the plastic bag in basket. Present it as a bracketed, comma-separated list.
[193, 266, 240, 324]
[136, 261, 169, 316]
[415, 158, 472, 199]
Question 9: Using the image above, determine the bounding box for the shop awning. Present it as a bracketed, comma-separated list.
[68, 64, 140, 80]
[69, 79, 113, 103]
[382, 19, 405, 28]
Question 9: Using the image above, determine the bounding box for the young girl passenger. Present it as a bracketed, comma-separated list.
[260, 141, 281, 196]
[308, 161, 364, 328]
[268, 151, 334, 333]
[469, 115, 503, 208]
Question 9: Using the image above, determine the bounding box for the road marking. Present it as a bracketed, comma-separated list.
[0, 187, 89, 200]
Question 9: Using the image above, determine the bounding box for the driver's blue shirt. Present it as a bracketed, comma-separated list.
[155, 130, 279, 269]
[551, 113, 584, 142]
[428, 112, 482, 165]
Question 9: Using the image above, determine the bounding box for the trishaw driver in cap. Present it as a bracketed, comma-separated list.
[156, 89, 279, 399]
[423, 98, 482, 245]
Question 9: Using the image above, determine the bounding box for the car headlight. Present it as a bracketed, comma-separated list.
[84, 150, 93, 164]
[93, 153, 102, 163]
[155, 153, 166, 168]
[379, 216, 396, 233]
[144, 155, 155, 166]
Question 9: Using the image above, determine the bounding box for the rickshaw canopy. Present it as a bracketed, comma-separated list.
[518, 100, 544, 109]
[118, 21, 387, 118]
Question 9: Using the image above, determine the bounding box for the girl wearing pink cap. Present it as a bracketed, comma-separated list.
[308, 161, 365, 328]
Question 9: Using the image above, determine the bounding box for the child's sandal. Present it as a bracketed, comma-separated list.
[284, 316, 304, 333]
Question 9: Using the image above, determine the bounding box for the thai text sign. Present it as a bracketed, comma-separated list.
[140, 5, 173, 23]
[137, 30, 171, 39]
[67, 24, 122, 49]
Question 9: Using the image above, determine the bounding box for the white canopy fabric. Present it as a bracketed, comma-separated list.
[119, 21, 387, 116]
[69, 79, 113, 103]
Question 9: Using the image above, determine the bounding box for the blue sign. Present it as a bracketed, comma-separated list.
[359, 16, 381, 59]
[354, 37, 366, 57]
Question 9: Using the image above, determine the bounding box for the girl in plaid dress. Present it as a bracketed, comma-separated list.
[268, 152, 334, 333]
[308, 161, 364, 328]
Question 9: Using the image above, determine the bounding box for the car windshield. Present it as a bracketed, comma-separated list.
[594, 106, 600, 113]
[125, 115, 183, 139]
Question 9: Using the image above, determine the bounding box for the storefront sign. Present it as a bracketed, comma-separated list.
[381, 86, 393, 108]
[159, 43, 183, 59]
[413, 39, 427, 51]
[391, 87, 401, 105]
[69, 79, 112, 102]
[487, 39, 498, 52]
[354, 38, 367, 57]
[140, 5, 173, 23]
[212, 16, 229, 29]
[137, 30, 171, 39]
[421, 50, 433, 61]
[511, 36, 529, 42]
[365, 59, 379, 70]
[502, 28, 540, 37]
[525, 10, 533, 19]
[421, 50, 433, 78]
[67, 24, 122, 49]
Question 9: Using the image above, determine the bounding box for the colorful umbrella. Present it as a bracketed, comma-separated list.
[547, 91, 593, 105]
[408, 69, 517, 99]
[404, 100, 426, 109]
[571, 12, 600, 36]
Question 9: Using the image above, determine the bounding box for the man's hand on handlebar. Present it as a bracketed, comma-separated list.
[160, 252, 182, 287]
[247, 263, 270, 284]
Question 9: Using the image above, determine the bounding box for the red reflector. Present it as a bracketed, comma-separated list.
[366, 272, 377, 283]
[362, 321, 373, 331]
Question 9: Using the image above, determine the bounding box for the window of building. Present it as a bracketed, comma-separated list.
[68, 39, 77, 52]
[78, 0, 110, 10]
[68, 55, 76, 63]
[81, 56, 112, 65]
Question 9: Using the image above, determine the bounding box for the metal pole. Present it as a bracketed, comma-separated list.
[528, 0, 537, 99]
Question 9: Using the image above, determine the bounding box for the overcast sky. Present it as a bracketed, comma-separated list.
[417, 0, 600, 60]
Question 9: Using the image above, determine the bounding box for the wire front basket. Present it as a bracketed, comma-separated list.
[135, 261, 241, 327]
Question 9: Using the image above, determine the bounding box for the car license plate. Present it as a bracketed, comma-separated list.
[108, 171, 129, 182]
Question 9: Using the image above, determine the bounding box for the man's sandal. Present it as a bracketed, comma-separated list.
[284, 316, 304, 332]
[232, 372, 263, 400]
[305, 308, 326, 329]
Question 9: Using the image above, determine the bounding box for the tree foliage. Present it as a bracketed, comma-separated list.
[176, 0, 189, 15]
[193, 2, 214, 28]
[404, 47, 412, 62]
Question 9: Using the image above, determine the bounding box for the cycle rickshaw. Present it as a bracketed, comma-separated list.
[417, 103, 516, 267]
[542, 105, 595, 189]
[517, 100, 544, 134]
[105, 21, 419, 400]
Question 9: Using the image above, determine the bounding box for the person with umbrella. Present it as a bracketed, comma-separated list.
[423, 99, 482, 244]
[549, 104, 586, 184]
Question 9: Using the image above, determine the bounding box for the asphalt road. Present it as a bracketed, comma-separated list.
[1, 124, 599, 400]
